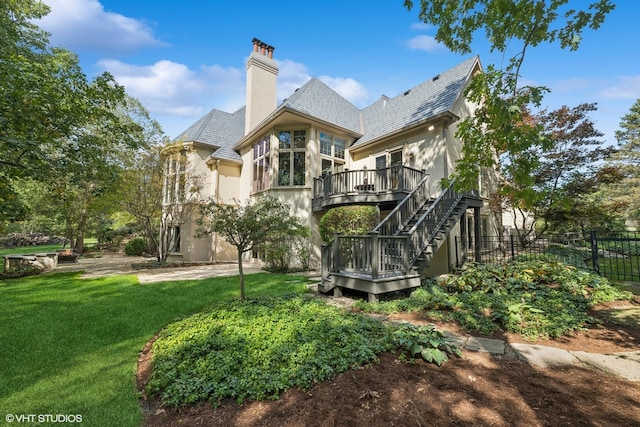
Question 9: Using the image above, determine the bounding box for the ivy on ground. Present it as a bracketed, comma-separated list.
[355, 260, 632, 340]
[147, 295, 394, 407]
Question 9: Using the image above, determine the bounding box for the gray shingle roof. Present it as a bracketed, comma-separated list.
[174, 107, 245, 162]
[174, 56, 479, 161]
[279, 78, 361, 134]
[353, 56, 478, 148]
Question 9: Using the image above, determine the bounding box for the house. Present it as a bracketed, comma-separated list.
[163, 38, 493, 301]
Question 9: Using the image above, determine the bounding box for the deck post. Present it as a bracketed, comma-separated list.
[371, 231, 379, 279]
[343, 169, 349, 195]
[473, 207, 482, 263]
[403, 236, 411, 273]
[333, 233, 341, 273]
[321, 243, 329, 280]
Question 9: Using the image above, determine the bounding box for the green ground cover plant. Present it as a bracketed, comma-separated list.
[0, 272, 311, 427]
[355, 260, 633, 340]
[147, 295, 394, 406]
[391, 323, 462, 366]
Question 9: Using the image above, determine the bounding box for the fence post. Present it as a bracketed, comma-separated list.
[590, 230, 600, 275]
[510, 234, 515, 259]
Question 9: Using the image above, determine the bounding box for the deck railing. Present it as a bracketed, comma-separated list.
[407, 180, 464, 263]
[313, 164, 425, 200]
[321, 179, 475, 283]
[321, 233, 411, 281]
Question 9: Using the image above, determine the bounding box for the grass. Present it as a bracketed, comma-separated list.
[0, 244, 65, 257]
[0, 271, 311, 427]
[597, 255, 640, 282]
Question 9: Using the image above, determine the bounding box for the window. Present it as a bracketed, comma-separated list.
[319, 131, 345, 176]
[172, 226, 181, 253]
[278, 130, 306, 186]
[390, 149, 403, 165]
[163, 151, 187, 204]
[252, 136, 271, 192]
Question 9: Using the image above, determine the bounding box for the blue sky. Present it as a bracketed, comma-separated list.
[37, 0, 640, 145]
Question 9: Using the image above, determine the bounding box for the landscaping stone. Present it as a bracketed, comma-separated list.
[510, 343, 579, 368]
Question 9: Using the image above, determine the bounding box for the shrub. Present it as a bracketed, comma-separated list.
[391, 323, 462, 365]
[355, 260, 633, 340]
[124, 237, 146, 256]
[262, 226, 311, 273]
[319, 206, 378, 242]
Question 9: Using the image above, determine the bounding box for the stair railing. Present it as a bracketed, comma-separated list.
[406, 180, 464, 263]
[372, 173, 430, 236]
[322, 178, 474, 282]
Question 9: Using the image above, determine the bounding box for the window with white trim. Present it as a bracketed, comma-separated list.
[163, 151, 187, 204]
[252, 136, 271, 192]
[278, 130, 306, 186]
[319, 131, 345, 176]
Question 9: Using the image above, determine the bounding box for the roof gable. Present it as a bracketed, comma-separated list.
[280, 78, 361, 134]
[176, 107, 245, 162]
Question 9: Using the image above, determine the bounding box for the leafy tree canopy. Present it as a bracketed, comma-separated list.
[403, 0, 615, 191]
[0, 0, 145, 181]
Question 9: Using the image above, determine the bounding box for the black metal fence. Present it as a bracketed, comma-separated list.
[455, 231, 640, 282]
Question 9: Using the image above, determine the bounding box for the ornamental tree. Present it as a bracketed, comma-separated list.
[197, 197, 306, 300]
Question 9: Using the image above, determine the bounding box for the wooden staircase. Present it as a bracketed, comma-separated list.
[319, 178, 482, 302]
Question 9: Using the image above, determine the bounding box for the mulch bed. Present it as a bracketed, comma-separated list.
[137, 297, 640, 427]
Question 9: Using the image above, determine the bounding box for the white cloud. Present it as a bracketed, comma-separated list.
[410, 22, 434, 31]
[406, 35, 445, 53]
[97, 56, 370, 137]
[97, 59, 212, 116]
[276, 59, 312, 101]
[38, 0, 165, 53]
[277, 59, 369, 106]
[599, 75, 640, 100]
[319, 76, 369, 106]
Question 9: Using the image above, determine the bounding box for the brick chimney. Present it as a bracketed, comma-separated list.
[245, 38, 278, 135]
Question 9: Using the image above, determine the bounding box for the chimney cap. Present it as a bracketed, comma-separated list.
[251, 37, 275, 53]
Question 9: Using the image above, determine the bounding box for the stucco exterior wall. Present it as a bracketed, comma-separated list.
[164, 58, 494, 277]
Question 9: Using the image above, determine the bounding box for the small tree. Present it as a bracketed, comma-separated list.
[197, 197, 305, 300]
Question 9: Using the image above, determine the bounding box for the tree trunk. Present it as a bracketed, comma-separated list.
[237, 248, 245, 301]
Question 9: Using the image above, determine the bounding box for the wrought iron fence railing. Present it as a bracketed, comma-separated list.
[455, 231, 640, 282]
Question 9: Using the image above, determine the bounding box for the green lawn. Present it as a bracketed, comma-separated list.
[0, 271, 310, 427]
[597, 255, 640, 282]
[0, 244, 65, 257]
